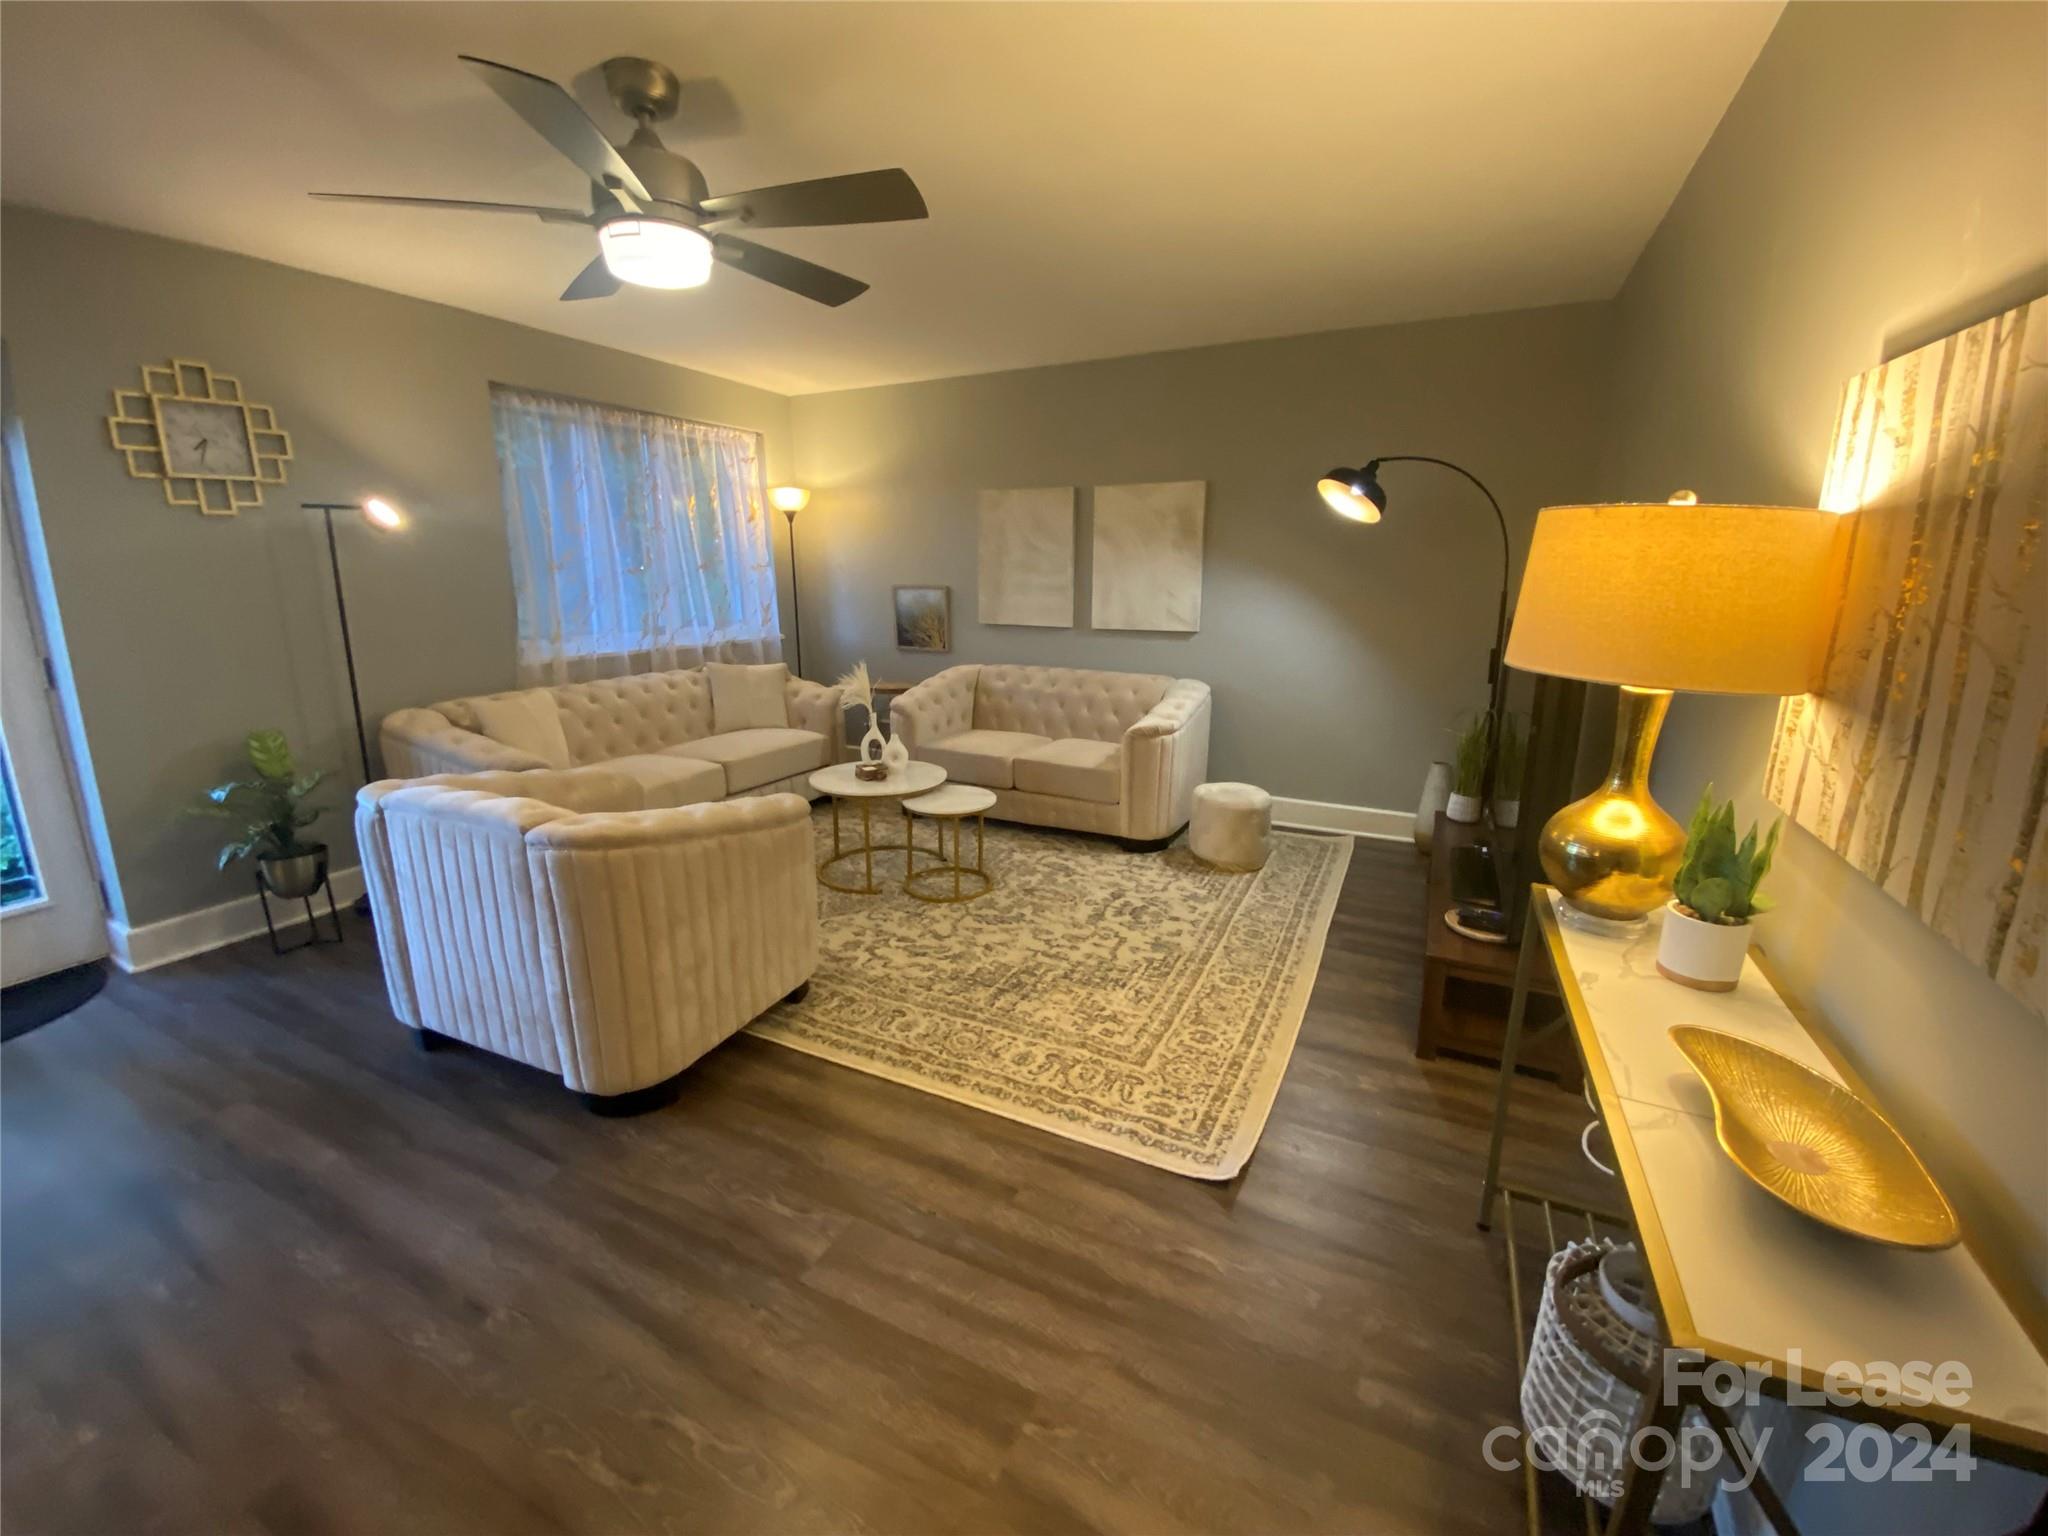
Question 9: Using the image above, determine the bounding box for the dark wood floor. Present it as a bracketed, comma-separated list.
[2, 837, 1609, 1535]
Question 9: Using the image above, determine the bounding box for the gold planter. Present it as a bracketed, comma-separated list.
[1538, 686, 1685, 923]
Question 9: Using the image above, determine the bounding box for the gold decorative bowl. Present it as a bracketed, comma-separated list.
[1668, 1027, 1959, 1250]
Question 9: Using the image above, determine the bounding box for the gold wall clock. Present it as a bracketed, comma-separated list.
[105, 359, 293, 515]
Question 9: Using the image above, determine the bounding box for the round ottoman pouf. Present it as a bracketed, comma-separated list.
[1191, 782, 1274, 871]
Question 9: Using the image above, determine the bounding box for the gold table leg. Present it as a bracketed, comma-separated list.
[903, 809, 995, 904]
[817, 794, 914, 895]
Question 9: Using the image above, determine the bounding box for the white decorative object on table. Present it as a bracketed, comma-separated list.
[1190, 782, 1273, 872]
[881, 731, 910, 771]
[1414, 761, 1450, 852]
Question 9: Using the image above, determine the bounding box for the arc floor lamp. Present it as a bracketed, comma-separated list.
[302, 495, 406, 914]
[1317, 456, 1512, 790]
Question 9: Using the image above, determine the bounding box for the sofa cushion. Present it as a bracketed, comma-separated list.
[707, 662, 790, 732]
[669, 728, 827, 793]
[1014, 738, 1122, 804]
[920, 729, 1052, 790]
[470, 689, 572, 769]
[605, 754, 728, 808]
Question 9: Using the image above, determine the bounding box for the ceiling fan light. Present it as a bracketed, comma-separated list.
[597, 219, 713, 290]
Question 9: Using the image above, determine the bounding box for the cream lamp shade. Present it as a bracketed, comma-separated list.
[769, 485, 810, 514]
[1504, 497, 1846, 695]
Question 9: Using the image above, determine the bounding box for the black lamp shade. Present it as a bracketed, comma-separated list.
[1317, 465, 1385, 523]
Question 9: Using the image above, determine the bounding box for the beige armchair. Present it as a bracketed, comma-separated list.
[888, 664, 1212, 846]
[356, 769, 817, 1112]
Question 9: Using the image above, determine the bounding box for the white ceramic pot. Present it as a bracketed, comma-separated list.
[859, 718, 886, 764]
[1445, 792, 1482, 825]
[881, 732, 910, 771]
[1414, 761, 1451, 853]
[1494, 798, 1520, 830]
[1655, 900, 1752, 992]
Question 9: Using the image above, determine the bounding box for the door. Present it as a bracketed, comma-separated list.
[1, 415, 106, 985]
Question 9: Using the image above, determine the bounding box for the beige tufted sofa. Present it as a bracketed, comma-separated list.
[887, 665, 1212, 846]
[356, 768, 817, 1112]
[379, 665, 841, 806]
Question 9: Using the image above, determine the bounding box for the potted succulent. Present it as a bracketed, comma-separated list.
[1656, 786, 1781, 992]
[1493, 711, 1527, 829]
[191, 729, 330, 898]
[1445, 711, 1491, 824]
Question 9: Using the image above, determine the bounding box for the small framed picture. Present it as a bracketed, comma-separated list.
[893, 585, 951, 652]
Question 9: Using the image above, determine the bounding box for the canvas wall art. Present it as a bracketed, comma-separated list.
[978, 487, 1075, 627]
[893, 585, 950, 651]
[1764, 299, 2045, 1016]
[1091, 480, 1206, 632]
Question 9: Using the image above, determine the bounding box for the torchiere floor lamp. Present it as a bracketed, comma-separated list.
[770, 485, 810, 677]
[302, 495, 406, 914]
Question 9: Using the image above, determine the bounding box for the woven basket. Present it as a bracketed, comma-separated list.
[1520, 1240, 1720, 1525]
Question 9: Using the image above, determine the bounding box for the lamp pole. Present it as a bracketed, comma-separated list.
[302, 502, 374, 785]
[783, 504, 802, 679]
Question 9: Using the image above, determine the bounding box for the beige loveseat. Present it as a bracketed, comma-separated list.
[356, 768, 817, 1112]
[887, 664, 1211, 846]
[379, 663, 841, 807]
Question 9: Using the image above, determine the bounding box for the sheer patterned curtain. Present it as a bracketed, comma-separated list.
[491, 386, 782, 685]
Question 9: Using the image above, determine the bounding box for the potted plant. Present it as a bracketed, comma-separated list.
[1656, 786, 1781, 992]
[1493, 711, 1527, 829]
[191, 729, 330, 898]
[1445, 711, 1491, 824]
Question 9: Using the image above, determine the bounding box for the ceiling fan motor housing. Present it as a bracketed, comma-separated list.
[601, 57, 682, 124]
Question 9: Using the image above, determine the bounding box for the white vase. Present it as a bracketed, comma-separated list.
[859, 717, 885, 764]
[1655, 900, 1752, 991]
[1445, 791, 1482, 825]
[881, 732, 909, 772]
[1494, 798, 1520, 830]
[1414, 761, 1451, 852]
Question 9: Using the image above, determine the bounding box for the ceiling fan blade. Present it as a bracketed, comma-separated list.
[311, 192, 590, 224]
[713, 236, 868, 306]
[459, 54, 652, 204]
[698, 168, 927, 230]
[560, 255, 621, 302]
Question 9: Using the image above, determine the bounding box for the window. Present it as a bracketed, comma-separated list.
[0, 739, 42, 912]
[491, 387, 781, 684]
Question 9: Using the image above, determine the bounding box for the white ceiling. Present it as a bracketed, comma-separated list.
[0, 1, 1780, 395]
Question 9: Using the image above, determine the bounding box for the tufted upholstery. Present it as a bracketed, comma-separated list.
[975, 665, 1172, 742]
[888, 664, 1211, 841]
[380, 665, 843, 803]
[356, 774, 816, 1100]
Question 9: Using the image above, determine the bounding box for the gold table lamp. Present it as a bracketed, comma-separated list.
[1504, 493, 1844, 924]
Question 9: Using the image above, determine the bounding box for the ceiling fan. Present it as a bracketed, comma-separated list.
[312, 55, 926, 306]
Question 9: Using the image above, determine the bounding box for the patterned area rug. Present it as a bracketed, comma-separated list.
[748, 812, 1352, 1179]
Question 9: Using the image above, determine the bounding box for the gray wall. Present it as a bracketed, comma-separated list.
[790, 302, 1612, 809]
[1599, 3, 2047, 1506]
[0, 207, 792, 928]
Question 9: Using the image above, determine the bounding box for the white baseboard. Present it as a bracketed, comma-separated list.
[1269, 796, 1413, 842]
[108, 865, 365, 973]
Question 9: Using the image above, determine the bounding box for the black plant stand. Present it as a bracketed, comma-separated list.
[255, 857, 344, 956]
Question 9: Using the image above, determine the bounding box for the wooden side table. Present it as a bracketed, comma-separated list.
[1418, 813, 1579, 1088]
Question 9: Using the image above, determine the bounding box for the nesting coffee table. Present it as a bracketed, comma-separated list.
[903, 784, 997, 903]
[808, 761, 946, 895]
